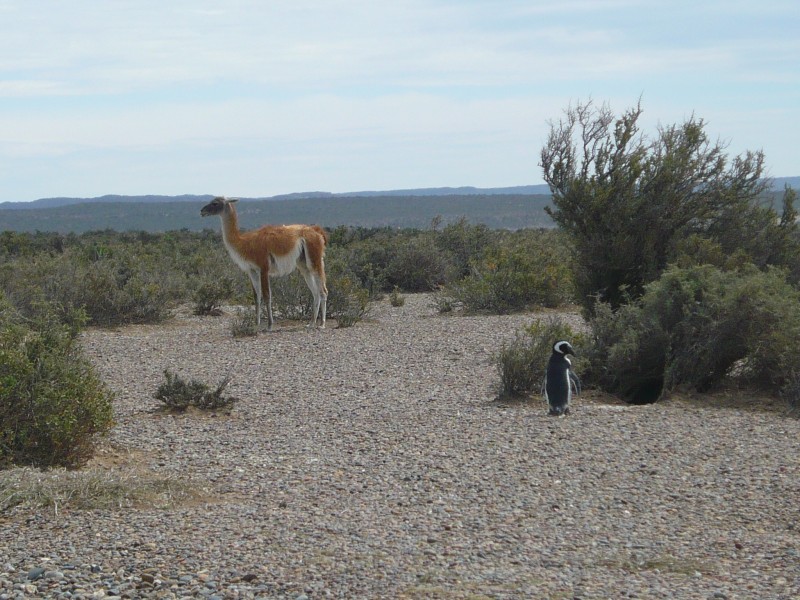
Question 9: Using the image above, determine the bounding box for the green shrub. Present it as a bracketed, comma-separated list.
[781, 375, 800, 414]
[230, 307, 259, 337]
[191, 269, 237, 316]
[541, 100, 797, 313]
[0, 230, 254, 328]
[439, 230, 574, 313]
[431, 292, 456, 313]
[328, 275, 370, 328]
[267, 272, 316, 321]
[2, 246, 172, 327]
[583, 300, 668, 404]
[154, 370, 236, 412]
[336, 236, 390, 298]
[389, 286, 406, 307]
[385, 234, 455, 292]
[494, 318, 583, 398]
[435, 218, 493, 277]
[316, 255, 370, 328]
[584, 264, 800, 404]
[0, 296, 114, 469]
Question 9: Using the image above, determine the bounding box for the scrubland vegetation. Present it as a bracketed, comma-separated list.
[1, 101, 799, 469]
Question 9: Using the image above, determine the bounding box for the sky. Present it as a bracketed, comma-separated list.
[0, 0, 797, 202]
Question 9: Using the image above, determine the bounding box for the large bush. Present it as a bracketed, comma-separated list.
[0, 296, 114, 468]
[584, 264, 800, 403]
[541, 100, 798, 313]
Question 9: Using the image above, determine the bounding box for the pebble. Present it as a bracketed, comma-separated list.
[0, 295, 797, 599]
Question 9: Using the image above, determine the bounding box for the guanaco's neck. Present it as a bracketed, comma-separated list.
[220, 204, 242, 246]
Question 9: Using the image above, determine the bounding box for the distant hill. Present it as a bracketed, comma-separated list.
[772, 176, 800, 191]
[0, 194, 215, 210]
[0, 185, 553, 211]
[273, 184, 554, 199]
[0, 194, 555, 233]
[0, 178, 794, 233]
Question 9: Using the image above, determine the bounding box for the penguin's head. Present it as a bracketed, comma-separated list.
[553, 340, 576, 356]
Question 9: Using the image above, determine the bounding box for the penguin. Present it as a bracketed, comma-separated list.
[543, 340, 581, 416]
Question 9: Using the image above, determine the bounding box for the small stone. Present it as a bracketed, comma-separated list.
[26, 567, 45, 581]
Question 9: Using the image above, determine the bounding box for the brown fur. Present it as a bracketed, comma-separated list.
[201, 196, 328, 328]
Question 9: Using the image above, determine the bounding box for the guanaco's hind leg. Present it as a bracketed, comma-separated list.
[298, 262, 327, 328]
[260, 268, 274, 330]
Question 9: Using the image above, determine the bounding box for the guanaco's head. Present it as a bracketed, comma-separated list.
[200, 196, 237, 217]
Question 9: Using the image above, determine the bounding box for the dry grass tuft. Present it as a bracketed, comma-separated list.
[0, 466, 212, 515]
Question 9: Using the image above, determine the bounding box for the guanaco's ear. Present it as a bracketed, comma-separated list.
[227, 197, 239, 204]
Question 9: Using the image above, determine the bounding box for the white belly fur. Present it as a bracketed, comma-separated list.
[223, 237, 304, 277]
[269, 240, 304, 277]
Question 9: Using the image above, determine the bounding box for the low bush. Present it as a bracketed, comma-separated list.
[154, 370, 236, 412]
[435, 218, 493, 278]
[0, 296, 114, 469]
[439, 230, 575, 314]
[336, 235, 391, 298]
[583, 300, 668, 404]
[268, 272, 316, 322]
[430, 292, 456, 313]
[230, 308, 259, 338]
[389, 286, 406, 307]
[385, 234, 455, 292]
[192, 274, 236, 316]
[0, 230, 251, 328]
[328, 278, 370, 328]
[584, 264, 800, 404]
[781, 375, 800, 414]
[2, 245, 172, 327]
[495, 317, 584, 399]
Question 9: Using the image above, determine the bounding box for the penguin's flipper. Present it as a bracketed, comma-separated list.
[569, 370, 582, 395]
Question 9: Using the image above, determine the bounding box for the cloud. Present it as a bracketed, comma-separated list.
[0, 0, 796, 200]
[0, 0, 764, 96]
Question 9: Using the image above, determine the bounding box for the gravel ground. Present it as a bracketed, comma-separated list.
[1, 293, 799, 599]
